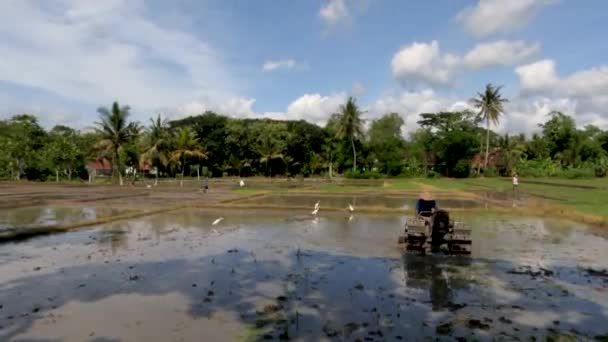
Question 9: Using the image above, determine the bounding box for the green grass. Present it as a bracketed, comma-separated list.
[435, 177, 608, 220]
[520, 177, 608, 188]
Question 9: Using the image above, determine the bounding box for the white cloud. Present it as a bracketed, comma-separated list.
[175, 96, 257, 120]
[499, 97, 578, 135]
[351, 82, 366, 96]
[562, 66, 608, 98]
[391, 39, 541, 85]
[391, 41, 460, 85]
[286, 93, 348, 125]
[318, 0, 371, 34]
[515, 60, 608, 114]
[0, 0, 238, 113]
[368, 89, 471, 135]
[262, 59, 297, 72]
[515, 60, 559, 93]
[464, 40, 540, 69]
[456, 0, 557, 37]
[319, 0, 349, 28]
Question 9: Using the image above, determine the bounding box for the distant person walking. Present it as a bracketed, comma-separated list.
[203, 176, 209, 193]
[512, 174, 519, 193]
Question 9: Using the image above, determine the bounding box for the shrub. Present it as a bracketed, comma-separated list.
[560, 167, 594, 179]
[344, 170, 384, 179]
[452, 160, 471, 178]
[426, 170, 440, 179]
[593, 158, 608, 177]
[483, 167, 498, 177]
[399, 164, 425, 177]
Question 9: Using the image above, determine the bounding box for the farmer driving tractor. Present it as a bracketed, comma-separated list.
[400, 191, 472, 254]
[415, 191, 437, 218]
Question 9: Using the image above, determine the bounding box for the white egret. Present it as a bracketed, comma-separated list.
[314, 200, 320, 211]
[239, 180, 245, 187]
[212, 217, 224, 226]
[311, 207, 319, 216]
[348, 203, 355, 212]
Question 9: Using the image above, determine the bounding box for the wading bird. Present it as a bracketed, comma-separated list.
[212, 217, 224, 226]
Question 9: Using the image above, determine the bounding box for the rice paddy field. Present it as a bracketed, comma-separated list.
[0, 178, 607, 341]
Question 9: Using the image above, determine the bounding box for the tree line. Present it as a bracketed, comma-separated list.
[1, 84, 607, 183]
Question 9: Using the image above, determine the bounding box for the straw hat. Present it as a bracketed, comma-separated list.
[419, 191, 433, 201]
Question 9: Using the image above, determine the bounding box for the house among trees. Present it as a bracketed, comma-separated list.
[471, 148, 504, 173]
[86, 159, 112, 182]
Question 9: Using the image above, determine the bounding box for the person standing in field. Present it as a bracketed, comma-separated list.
[512, 174, 519, 193]
[203, 176, 209, 193]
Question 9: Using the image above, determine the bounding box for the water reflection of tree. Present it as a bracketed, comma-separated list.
[401, 254, 472, 311]
[3, 207, 44, 226]
[96, 224, 129, 254]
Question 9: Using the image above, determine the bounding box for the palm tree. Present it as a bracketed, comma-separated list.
[94, 102, 140, 186]
[470, 84, 508, 169]
[170, 127, 207, 187]
[335, 97, 364, 172]
[140, 114, 171, 186]
[256, 134, 285, 177]
[323, 138, 336, 178]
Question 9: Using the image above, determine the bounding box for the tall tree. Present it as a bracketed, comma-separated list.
[140, 114, 171, 185]
[417, 111, 479, 177]
[170, 127, 207, 187]
[470, 84, 508, 169]
[368, 113, 406, 175]
[4, 115, 47, 180]
[335, 97, 364, 172]
[93, 102, 140, 186]
[255, 124, 287, 177]
[45, 134, 79, 182]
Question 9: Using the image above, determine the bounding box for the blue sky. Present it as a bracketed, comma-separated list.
[1, 0, 607, 134]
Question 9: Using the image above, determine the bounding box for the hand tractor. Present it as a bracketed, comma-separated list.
[398, 209, 472, 254]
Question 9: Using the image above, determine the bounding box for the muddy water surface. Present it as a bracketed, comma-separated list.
[0, 208, 607, 341]
[0, 207, 130, 230]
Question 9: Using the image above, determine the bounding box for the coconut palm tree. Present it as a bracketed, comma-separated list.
[470, 84, 508, 169]
[140, 114, 171, 186]
[94, 102, 140, 186]
[170, 127, 207, 187]
[335, 97, 364, 172]
[256, 134, 285, 177]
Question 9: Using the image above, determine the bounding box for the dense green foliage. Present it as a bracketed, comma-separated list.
[1, 93, 607, 182]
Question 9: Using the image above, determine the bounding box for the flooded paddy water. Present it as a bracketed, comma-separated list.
[1, 195, 608, 341]
[0, 207, 131, 230]
[234, 194, 483, 210]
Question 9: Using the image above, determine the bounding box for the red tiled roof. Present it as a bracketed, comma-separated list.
[87, 159, 112, 170]
[471, 148, 503, 168]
